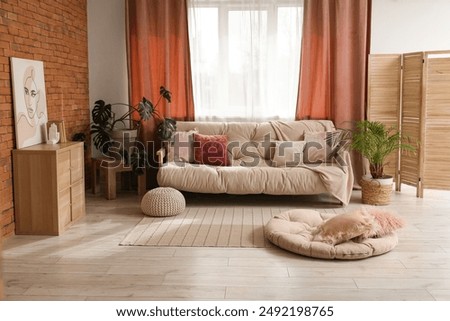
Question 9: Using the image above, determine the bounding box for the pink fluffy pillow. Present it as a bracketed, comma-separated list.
[363, 207, 405, 238]
[312, 207, 405, 245]
[312, 210, 374, 245]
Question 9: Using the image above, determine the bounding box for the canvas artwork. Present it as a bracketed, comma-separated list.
[11, 57, 48, 149]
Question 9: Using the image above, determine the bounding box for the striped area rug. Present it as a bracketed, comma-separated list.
[120, 207, 285, 248]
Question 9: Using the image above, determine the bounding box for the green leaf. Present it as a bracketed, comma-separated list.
[160, 86, 172, 103]
[130, 149, 149, 175]
[92, 100, 112, 125]
[90, 124, 111, 153]
[156, 118, 177, 141]
[351, 120, 416, 178]
[138, 97, 156, 121]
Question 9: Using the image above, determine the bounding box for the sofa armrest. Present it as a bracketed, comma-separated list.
[156, 148, 166, 167]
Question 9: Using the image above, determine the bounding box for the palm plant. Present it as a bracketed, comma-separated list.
[351, 120, 415, 179]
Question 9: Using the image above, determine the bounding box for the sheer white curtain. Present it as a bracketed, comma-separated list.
[188, 0, 303, 121]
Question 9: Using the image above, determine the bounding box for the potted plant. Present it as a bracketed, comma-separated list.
[156, 117, 177, 141]
[351, 120, 415, 204]
[90, 86, 175, 174]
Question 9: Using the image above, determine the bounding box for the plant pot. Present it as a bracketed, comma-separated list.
[360, 175, 393, 205]
[109, 129, 138, 162]
[110, 129, 138, 141]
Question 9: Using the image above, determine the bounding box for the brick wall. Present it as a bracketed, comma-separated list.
[0, 0, 90, 238]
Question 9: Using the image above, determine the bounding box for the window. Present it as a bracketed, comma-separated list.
[188, 0, 303, 121]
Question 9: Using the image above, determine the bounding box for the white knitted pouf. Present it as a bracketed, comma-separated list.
[140, 187, 186, 217]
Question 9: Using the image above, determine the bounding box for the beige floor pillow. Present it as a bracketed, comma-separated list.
[265, 209, 399, 260]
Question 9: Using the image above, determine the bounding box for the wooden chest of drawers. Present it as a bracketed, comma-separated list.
[13, 142, 85, 235]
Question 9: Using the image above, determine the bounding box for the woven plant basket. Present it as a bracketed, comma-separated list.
[360, 178, 393, 205]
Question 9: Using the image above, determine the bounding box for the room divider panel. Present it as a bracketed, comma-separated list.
[367, 54, 402, 188]
[400, 52, 423, 196]
[418, 51, 450, 195]
[367, 50, 450, 197]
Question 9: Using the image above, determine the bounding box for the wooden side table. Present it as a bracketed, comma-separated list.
[91, 157, 146, 200]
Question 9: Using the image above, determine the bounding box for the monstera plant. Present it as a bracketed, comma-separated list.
[90, 86, 176, 174]
[156, 118, 177, 141]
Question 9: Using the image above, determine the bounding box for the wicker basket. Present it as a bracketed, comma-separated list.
[360, 178, 393, 205]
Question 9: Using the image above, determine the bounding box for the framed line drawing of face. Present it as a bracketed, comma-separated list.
[11, 57, 49, 149]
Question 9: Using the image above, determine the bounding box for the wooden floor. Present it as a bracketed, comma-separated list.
[2, 185, 450, 301]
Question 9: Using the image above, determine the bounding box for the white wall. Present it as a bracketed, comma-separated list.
[87, 0, 128, 110]
[87, 0, 128, 155]
[371, 0, 450, 54]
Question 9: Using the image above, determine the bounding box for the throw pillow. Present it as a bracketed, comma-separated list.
[303, 130, 345, 164]
[312, 209, 375, 245]
[168, 130, 197, 163]
[271, 141, 306, 167]
[364, 207, 405, 238]
[193, 133, 229, 166]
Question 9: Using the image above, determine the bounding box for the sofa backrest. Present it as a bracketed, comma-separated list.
[175, 120, 336, 163]
[176, 120, 335, 141]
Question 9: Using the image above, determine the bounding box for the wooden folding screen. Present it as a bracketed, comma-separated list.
[367, 54, 402, 188]
[367, 50, 450, 197]
[419, 52, 450, 195]
[400, 52, 423, 196]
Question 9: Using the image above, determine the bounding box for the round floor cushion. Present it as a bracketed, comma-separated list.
[265, 209, 399, 260]
[141, 187, 186, 217]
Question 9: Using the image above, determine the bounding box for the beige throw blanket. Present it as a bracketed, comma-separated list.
[270, 120, 353, 205]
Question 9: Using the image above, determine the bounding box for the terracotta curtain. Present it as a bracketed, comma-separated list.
[296, 0, 371, 129]
[296, 0, 371, 183]
[128, 0, 195, 138]
[128, 0, 195, 187]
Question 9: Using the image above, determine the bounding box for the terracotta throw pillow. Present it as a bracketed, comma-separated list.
[193, 133, 228, 166]
[312, 210, 375, 245]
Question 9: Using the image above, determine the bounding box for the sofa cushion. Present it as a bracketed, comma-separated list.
[229, 140, 275, 166]
[304, 130, 343, 164]
[168, 130, 197, 163]
[271, 141, 307, 167]
[270, 120, 335, 141]
[194, 133, 229, 166]
[217, 165, 328, 194]
[158, 162, 328, 195]
[176, 120, 336, 142]
[225, 122, 259, 142]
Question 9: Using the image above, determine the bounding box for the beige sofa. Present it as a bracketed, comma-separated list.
[157, 120, 353, 205]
